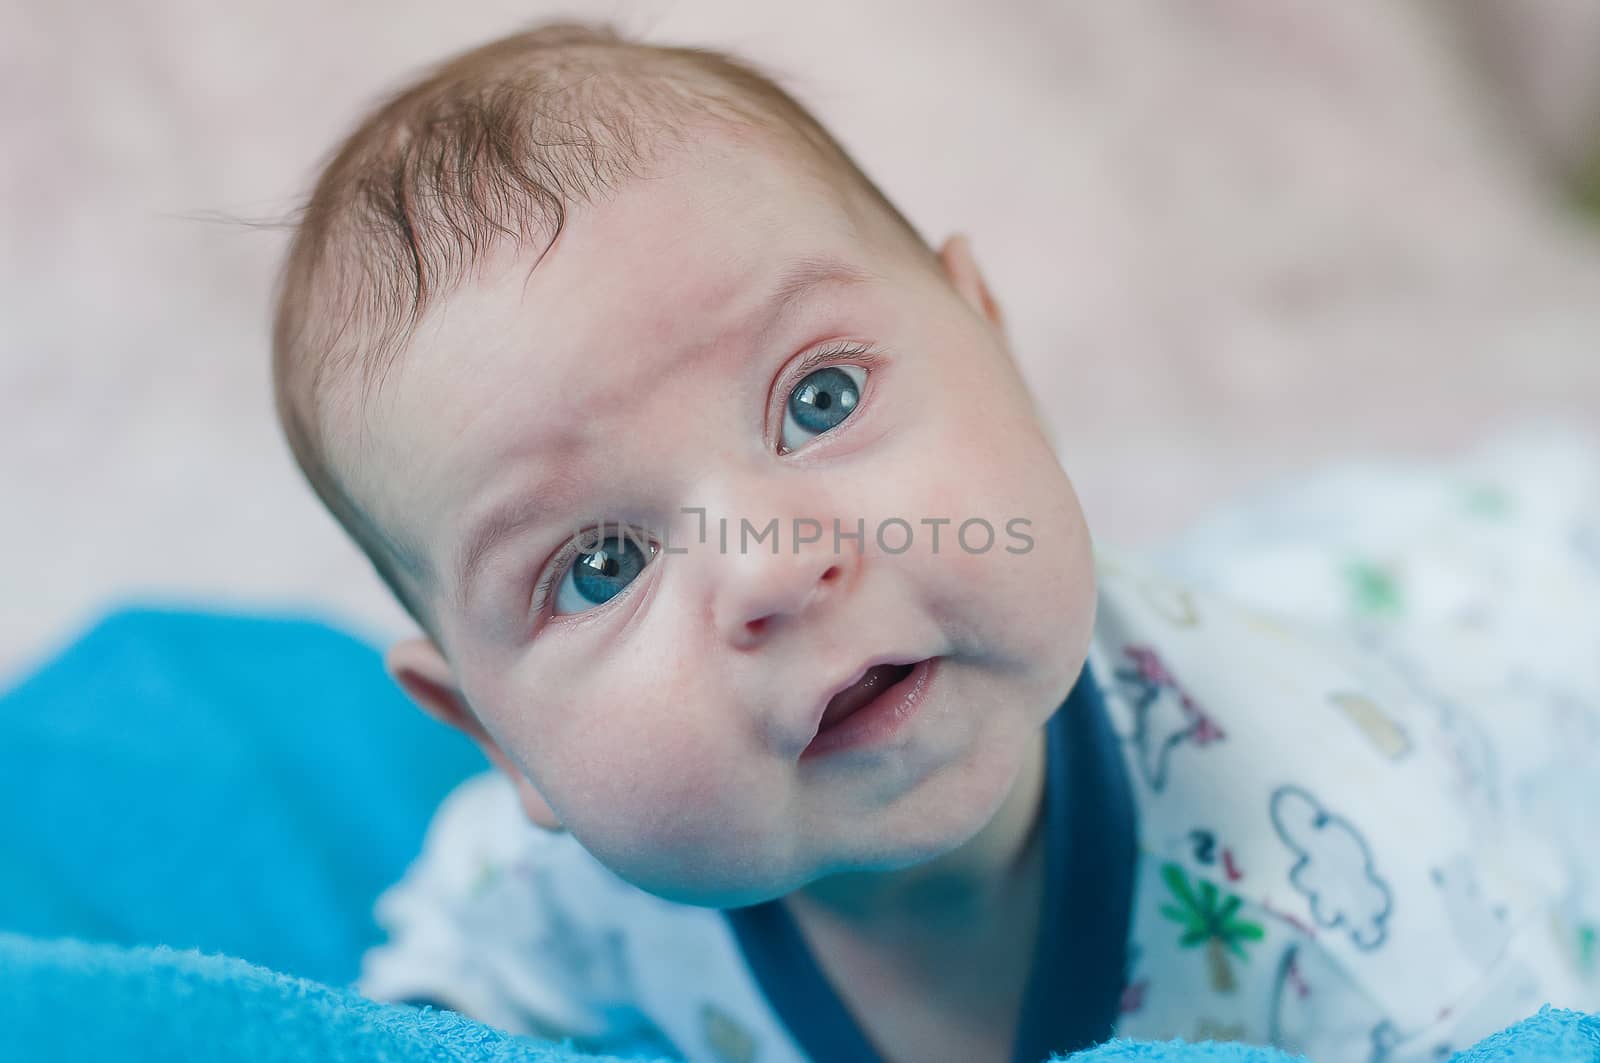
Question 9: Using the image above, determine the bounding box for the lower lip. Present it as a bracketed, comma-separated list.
[800, 657, 940, 761]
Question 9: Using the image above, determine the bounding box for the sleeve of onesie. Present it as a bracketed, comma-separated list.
[1244, 611, 1600, 1061]
[355, 770, 629, 1047]
[1275, 907, 1590, 1063]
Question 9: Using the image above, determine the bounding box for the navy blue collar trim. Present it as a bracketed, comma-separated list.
[721, 660, 1137, 1063]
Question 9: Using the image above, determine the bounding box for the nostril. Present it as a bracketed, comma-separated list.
[820, 564, 841, 584]
[745, 617, 768, 638]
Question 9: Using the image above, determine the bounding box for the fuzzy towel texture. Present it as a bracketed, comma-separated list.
[1, 606, 1596, 1062]
[0, 931, 611, 1063]
[0, 605, 488, 987]
[1065, 1006, 1600, 1063]
[3, 932, 1597, 1062]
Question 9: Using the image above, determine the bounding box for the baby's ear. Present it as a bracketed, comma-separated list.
[385, 636, 477, 737]
[385, 636, 567, 834]
[937, 233, 1005, 335]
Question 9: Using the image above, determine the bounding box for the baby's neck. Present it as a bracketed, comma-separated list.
[784, 725, 1049, 949]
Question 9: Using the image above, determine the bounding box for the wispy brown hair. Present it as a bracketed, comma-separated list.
[270, 19, 935, 645]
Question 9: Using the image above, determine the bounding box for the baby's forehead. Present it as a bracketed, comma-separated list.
[364, 149, 889, 569]
[392, 129, 893, 402]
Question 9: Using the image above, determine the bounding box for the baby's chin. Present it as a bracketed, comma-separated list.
[576, 784, 1022, 911]
[604, 857, 923, 912]
[567, 810, 854, 909]
[588, 841, 812, 910]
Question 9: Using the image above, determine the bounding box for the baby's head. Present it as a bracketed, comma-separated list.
[273, 21, 1096, 908]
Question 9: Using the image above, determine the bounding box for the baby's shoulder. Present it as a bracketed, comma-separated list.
[361, 771, 803, 1061]
[1088, 546, 1475, 827]
[360, 771, 653, 1038]
[372, 769, 688, 959]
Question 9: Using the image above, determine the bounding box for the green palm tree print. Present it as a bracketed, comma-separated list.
[1159, 861, 1265, 994]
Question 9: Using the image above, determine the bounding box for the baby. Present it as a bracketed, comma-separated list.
[270, 20, 1599, 1063]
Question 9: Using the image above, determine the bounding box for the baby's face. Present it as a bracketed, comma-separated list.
[365, 132, 1096, 907]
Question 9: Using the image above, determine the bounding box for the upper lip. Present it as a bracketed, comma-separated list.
[805, 652, 928, 743]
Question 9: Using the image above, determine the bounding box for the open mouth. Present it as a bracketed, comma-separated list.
[815, 662, 917, 732]
[802, 657, 937, 760]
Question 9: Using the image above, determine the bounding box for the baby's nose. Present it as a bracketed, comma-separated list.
[719, 543, 854, 650]
[681, 471, 864, 648]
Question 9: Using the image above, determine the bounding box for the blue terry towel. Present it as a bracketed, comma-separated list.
[0, 603, 488, 987]
[1055, 1036, 1303, 1061]
[1056, 1005, 1600, 1061]
[1444, 1004, 1600, 1062]
[0, 930, 658, 1063]
[3, 932, 1597, 1063]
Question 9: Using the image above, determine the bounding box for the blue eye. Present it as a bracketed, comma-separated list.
[550, 531, 656, 616]
[781, 364, 866, 451]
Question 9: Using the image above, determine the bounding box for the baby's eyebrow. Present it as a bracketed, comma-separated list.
[453, 479, 570, 613]
[451, 254, 878, 612]
[751, 255, 879, 350]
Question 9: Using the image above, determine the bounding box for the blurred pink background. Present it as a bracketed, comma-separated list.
[4, 0, 1599, 686]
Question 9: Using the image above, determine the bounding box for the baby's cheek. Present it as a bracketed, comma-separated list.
[575, 720, 783, 901]
[620, 720, 759, 837]
[931, 492, 1092, 665]
[595, 673, 738, 830]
